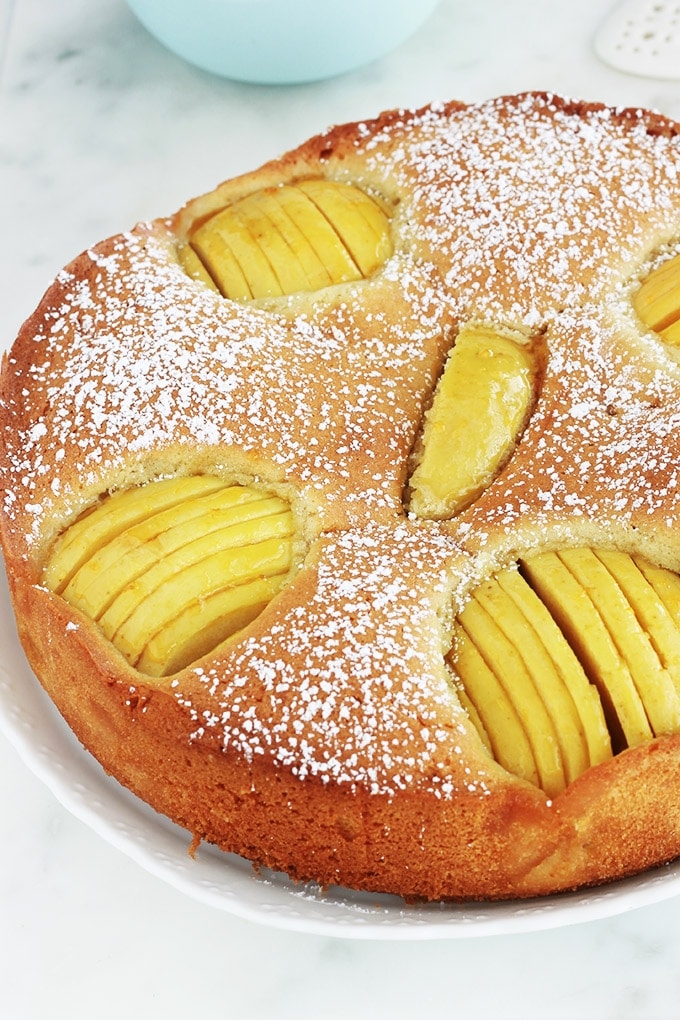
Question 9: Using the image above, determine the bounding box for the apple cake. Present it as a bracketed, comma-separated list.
[4, 91, 680, 901]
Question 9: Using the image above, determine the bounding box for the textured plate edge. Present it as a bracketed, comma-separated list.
[2, 562, 680, 939]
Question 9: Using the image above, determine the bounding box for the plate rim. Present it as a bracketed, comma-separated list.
[2, 563, 680, 940]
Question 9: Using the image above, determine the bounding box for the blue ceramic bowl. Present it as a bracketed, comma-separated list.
[126, 0, 441, 84]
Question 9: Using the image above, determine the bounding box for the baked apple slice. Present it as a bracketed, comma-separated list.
[449, 622, 541, 788]
[634, 251, 680, 346]
[472, 574, 591, 786]
[495, 567, 612, 770]
[520, 551, 652, 750]
[44, 477, 297, 677]
[183, 179, 393, 300]
[558, 547, 680, 738]
[450, 548, 680, 796]
[408, 325, 538, 519]
[455, 594, 566, 796]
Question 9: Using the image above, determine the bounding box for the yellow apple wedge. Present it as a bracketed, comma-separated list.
[635, 558, 680, 670]
[239, 189, 334, 291]
[456, 597, 565, 796]
[196, 207, 284, 299]
[109, 532, 292, 669]
[595, 549, 680, 696]
[520, 552, 652, 750]
[98, 508, 293, 643]
[63, 487, 279, 620]
[136, 573, 287, 677]
[636, 557, 680, 608]
[473, 574, 590, 785]
[188, 224, 254, 301]
[258, 186, 360, 285]
[44, 475, 227, 594]
[449, 622, 540, 787]
[496, 567, 612, 769]
[187, 180, 392, 301]
[557, 547, 680, 738]
[45, 477, 298, 676]
[408, 326, 536, 519]
[176, 243, 219, 291]
[634, 252, 680, 332]
[295, 180, 393, 276]
[229, 194, 323, 295]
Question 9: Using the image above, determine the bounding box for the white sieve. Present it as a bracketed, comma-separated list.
[594, 0, 680, 78]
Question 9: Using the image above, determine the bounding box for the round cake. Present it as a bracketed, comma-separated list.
[4, 91, 680, 901]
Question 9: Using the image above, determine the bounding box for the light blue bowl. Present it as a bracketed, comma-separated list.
[126, 0, 441, 84]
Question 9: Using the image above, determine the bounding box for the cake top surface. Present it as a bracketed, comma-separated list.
[4, 91, 680, 799]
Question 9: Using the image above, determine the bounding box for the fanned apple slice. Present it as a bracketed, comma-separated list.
[408, 325, 537, 519]
[200, 206, 285, 298]
[520, 552, 652, 750]
[237, 189, 334, 291]
[296, 180, 393, 276]
[137, 574, 286, 677]
[557, 548, 680, 738]
[495, 568, 612, 769]
[44, 477, 297, 676]
[449, 622, 540, 787]
[176, 242, 220, 291]
[186, 225, 254, 301]
[229, 199, 319, 295]
[635, 557, 680, 650]
[44, 475, 227, 594]
[457, 597, 565, 796]
[120, 534, 291, 677]
[595, 550, 680, 695]
[636, 557, 680, 602]
[63, 487, 276, 620]
[99, 512, 293, 647]
[452, 548, 680, 795]
[258, 186, 360, 284]
[634, 251, 680, 333]
[473, 575, 590, 785]
[188, 180, 392, 301]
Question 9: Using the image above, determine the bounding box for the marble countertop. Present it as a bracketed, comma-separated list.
[3, 0, 680, 1016]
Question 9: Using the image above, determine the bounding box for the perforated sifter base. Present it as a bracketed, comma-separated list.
[594, 0, 680, 79]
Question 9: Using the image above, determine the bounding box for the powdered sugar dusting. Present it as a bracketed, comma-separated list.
[177, 524, 486, 796]
[4, 92, 680, 799]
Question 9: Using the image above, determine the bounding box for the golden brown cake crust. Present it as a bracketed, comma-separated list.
[5, 92, 680, 900]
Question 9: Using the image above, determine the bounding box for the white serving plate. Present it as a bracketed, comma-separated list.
[1, 562, 680, 940]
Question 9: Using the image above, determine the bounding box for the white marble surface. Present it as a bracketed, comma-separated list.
[3, 0, 680, 1016]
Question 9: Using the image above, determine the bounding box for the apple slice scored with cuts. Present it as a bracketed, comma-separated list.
[103, 521, 292, 668]
[456, 595, 566, 797]
[44, 475, 228, 593]
[187, 180, 393, 300]
[408, 325, 537, 519]
[449, 622, 541, 788]
[63, 486, 279, 620]
[43, 477, 296, 676]
[594, 549, 680, 699]
[176, 243, 219, 292]
[495, 567, 612, 770]
[136, 573, 286, 677]
[472, 574, 591, 786]
[633, 251, 680, 337]
[557, 547, 680, 738]
[451, 549, 680, 795]
[519, 551, 652, 752]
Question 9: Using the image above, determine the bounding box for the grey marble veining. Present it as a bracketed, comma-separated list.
[3, 2, 680, 1017]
